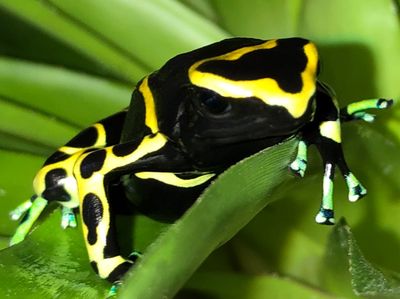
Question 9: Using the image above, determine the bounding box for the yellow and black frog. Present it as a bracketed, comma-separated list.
[9, 37, 393, 292]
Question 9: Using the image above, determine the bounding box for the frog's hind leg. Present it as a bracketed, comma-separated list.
[9, 195, 48, 245]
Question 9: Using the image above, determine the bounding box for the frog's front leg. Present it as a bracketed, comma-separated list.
[74, 133, 190, 282]
[10, 110, 129, 246]
[340, 98, 393, 122]
[289, 140, 308, 177]
[9, 195, 48, 245]
[312, 131, 365, 225]
[10, 159, 80, 245]
[306, 114, 368, 225]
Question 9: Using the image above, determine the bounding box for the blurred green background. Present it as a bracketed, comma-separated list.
[0, 0, 399, 298]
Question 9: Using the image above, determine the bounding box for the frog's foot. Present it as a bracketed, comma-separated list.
[107, 281, 122, 298]
[341, 98, 394, 122]
[105, 252, 141, 297]
[376, 98, 394, 109]
[61, 207, 77, 229]
[9, 196, 48, 246]
[351, 111, 376, 122]
[10, 199, 33, 221]
[289, 140, 308, 177]
[128, 251, 142, 262]
[315, 163, 336, 225]
[315, 208, 335, 225]
[344, 172, 367, 202]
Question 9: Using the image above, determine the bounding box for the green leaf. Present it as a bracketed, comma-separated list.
[118, 138, 298, 299]
[0, 57, 131, 127]
[210, 0, 303, 37]
[323, 218, 400, 298]
[0, 0, 228, 81]
[0, 212, 109, 299]
[185, 271, 336, 299]
[46, 0, 229, 70]
[0, 57, 133, 155]
[0, 1, 146, 82]
[0, 95, 78, 153]
[0, 8, 110, 79]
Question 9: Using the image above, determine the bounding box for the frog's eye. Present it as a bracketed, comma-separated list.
[197, 89, 231, 114]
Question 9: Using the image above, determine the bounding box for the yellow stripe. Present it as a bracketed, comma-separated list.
[319, 120, 341, 143]
[96, 256, 127, 279]
[59, 124, 107, 155]
[93, 123, 107, 147]
[189, 41, 318, 118]
[135, 172, 216, 187]
[95, 133, 168, 175]
[59, 146, 82, 155]
[139, 77, 159, 133]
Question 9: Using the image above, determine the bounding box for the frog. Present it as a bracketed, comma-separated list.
[9, 37, 393, 289]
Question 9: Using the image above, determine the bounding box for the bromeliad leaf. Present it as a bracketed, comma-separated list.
[0, 212, 109, 299]
[185, 271, 336, 299]
[118, 138, 298, 299]
[0, 57, 130, 127]
[0, 0, 228, 81]
[323, 218, 400, 298]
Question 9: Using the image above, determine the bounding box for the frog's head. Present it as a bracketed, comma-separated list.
[149, 37, 319, 169]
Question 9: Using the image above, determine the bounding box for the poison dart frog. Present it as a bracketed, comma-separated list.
[9, 38, 393, 290]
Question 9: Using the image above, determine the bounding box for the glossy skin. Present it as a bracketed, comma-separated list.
[10, 37, 392, 285]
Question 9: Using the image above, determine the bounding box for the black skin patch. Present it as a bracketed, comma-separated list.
[82, 193, 104, 246]
[41, 168, 71, 202]
[66, 126, 98, 148]
[106, 261, 133, 283]
[121, 89, 146, 143]
[44, 168, 67, 186]
[90, 261, 99, 274]
[101, 110, 127, 145]
[20, 207, 32, 225]
[175, 172, 211, 179]
[103, 214, 120, 259]
[43, 151, 70, 166]
[80, 149, 107, 179]
[314, 82, 339, 121]
[20, 195, 38, 224]
[124, 174, 209, 222]
[111, 137, 143, 157]
[103, 230, 120, 259]
[197, 38, 308, 93]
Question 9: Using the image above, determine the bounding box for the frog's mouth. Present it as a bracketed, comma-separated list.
[177, 129, 293, 170]
[190, 118, 303, 144]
